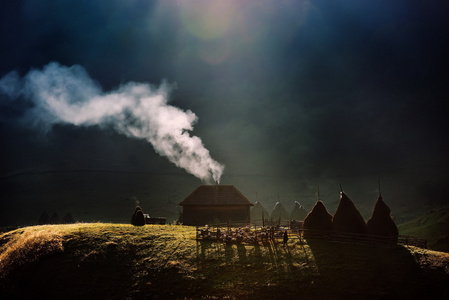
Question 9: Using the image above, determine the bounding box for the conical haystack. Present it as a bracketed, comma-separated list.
[302, 200, 333, 236]
[366, 196, 398, 242]
[251, 201, 270, 225]
[290, 201, 307, 221]
[131, 206, 146, 226]
[49, 212, 60, 224]
[270, 202, 289, 225]
[332, 191, 367, 234]
[62, 212, 76, 224]
[38, 211, 50, 225]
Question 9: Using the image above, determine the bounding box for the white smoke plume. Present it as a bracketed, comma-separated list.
[0, 62, 224, 183]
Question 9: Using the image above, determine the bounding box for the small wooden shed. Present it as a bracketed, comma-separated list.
[179, 185, 253, 226]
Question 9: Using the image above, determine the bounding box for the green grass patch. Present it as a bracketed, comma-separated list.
[1, 223, 449, 299]
[398, 205, 449, 252]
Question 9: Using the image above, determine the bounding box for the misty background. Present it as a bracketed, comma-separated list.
[1, 0, 449, 226]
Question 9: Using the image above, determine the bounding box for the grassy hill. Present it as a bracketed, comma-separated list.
[398, 205, 449, 253]
[1, 224, 449, 299]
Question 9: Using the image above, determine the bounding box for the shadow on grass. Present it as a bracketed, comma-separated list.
[0, 240, 138, 300]
[196, 239, 298, 267]
[194, 238, 449, 299]
[306, 238, 448, 299]
[191, 239, 322, 299]
[3, 228, 447, 300]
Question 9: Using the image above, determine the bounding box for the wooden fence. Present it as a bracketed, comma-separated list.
[397, 235, 428, 248]
[195, 225, 427, 249]
[196, 225, 291, 244]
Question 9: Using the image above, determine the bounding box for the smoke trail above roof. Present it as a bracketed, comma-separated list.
[0, 62, 224, 183]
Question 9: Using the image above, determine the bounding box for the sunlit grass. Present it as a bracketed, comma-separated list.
[0, 229, 63, 278]
[1, 223, 449, 299]
[398, 205, 449, 252]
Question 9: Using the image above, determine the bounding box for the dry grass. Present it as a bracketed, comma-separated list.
[1, 223, 449, 299]
[0, 228, 63, 278]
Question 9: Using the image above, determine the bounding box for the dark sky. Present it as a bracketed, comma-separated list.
[1, 0, 449, 225]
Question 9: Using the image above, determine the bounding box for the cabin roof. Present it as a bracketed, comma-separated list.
[179, 185, 254, 206]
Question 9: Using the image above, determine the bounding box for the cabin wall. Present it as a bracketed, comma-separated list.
[182, 205, 251, 226]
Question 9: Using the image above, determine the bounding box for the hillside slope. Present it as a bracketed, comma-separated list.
[1, 224, 449, 299]
[398, 205, 449, 253]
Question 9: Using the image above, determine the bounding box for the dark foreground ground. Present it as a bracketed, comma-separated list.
[1, 224, 448, 299]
